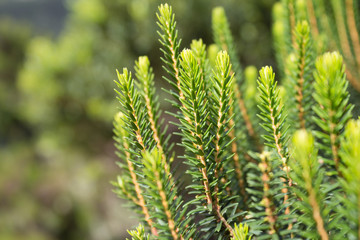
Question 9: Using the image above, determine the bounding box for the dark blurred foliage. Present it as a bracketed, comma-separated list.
[0, 0, 276, 239]
[0, 19, 31, 145]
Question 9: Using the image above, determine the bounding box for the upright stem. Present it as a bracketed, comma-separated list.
[328, 117, 340, 174]
[268, 99, 291, 186]
[333, 0, 352, 62]
[345, 0, 360, 68]
[125, 90, 158, 236]
[266, 89, 292, 222]
[213, 89, 235, 237]
[194, 119, 234, 236]
[143, 86, 171, 175]
[164, 22, 192, 125]
[259, 154, 279, 236]
[234, 86, 256, 139]
[228, 116, 247, 202]
[232, 74, 262, 151]
[154, 166, 183, 240]
[306, 0, 319, 39]
[165, 21, 181, 96]
[217, 29, 259, 146]
[345, 0, 360, 90]
[306, 179, 329, 240]
[295, 34, 306, 129]
[123, 141, 157, 236]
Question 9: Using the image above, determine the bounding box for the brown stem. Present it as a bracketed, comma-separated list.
[259, 154, 278, 235]
[304, 172, 329, 240]
[198, 155, 212, 205]
[233, 81, 262, 152]
[118, 174, 139, 206]
[214, 203, 234, 237]
[309, 190, 328, 240]
[267, 99, 291, 186]
[266, 92, 292, 225]
[217, 30, 259, 147]
[122, 136, 157, 236]
[234, 86, 256, 139]
[228, 112, 247, 203]
[124, 87, 159, 235]
[194, 127, 234, 236]
[344, 0, 360, 92]
[327, 106, 341, 175]
[345, 0, 360, 69]
[346, 68, 360, 92]
[179, 84, 215, 224]
[330, 130, 340, 173]
[154, 164, 183, 240]
[306, 0, 319, 39]
[164, 23, 193, 126]
[193, 134, 213, 219]
[165, 23, 181, 99]
[333, 0, 353, 61]
[212, 92, 235, 236]
[179, 82, 234, 236]
[143, 87, 171, 175]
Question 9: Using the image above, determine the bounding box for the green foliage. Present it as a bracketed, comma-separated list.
[177, 49, 238, 238]
[246, 151, 291, 238]
[113, 2, 360, 240]
[285, 21, 315, 131]
[338, 119, 360, 239]
[141, 150, 191, 239]
[127, 224, 150, 240]
[156, 3, 182, 101]
[290, 130, 332, 239]
[257, 66, 289, 160]
[231, 223, 252, 240]
[212, 7, 242, 79]
[273, 0, 360, 93]
[313, 52, 353, 173]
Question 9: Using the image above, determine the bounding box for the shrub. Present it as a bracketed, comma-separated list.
[113, 3, 360, 239]
[0, 0, 274, 238]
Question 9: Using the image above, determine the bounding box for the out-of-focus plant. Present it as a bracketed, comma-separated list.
[273, 0, 360, 95]
[0, 19, 30, 145]
[18, 0, 276, 130]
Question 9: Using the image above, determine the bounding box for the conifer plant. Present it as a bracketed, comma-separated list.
[113, 3, 360, 239]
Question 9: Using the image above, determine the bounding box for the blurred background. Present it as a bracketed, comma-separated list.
[0, 0, 276, 239]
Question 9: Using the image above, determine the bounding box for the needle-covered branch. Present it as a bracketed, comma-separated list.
[286, 21, 315, 131]
[290, 130, 331, 240]
[313, 52, 353, 175]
